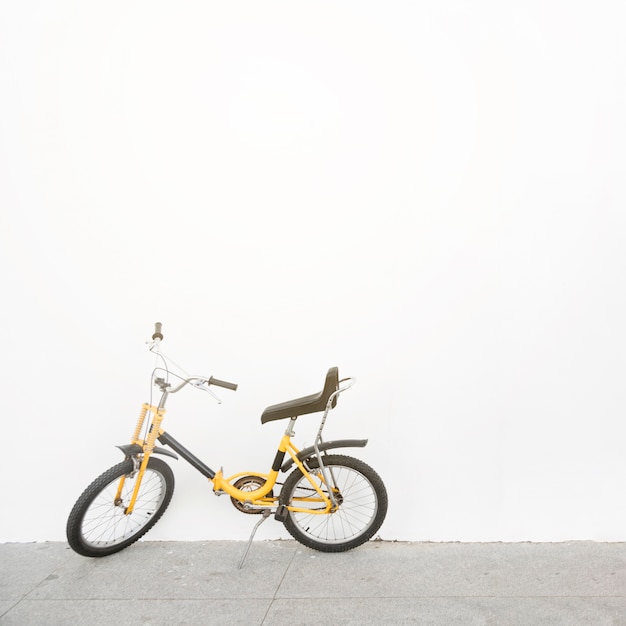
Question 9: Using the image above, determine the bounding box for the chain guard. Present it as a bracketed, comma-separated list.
[230, 476, 274, 514]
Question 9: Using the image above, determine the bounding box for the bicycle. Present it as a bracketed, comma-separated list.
[66, 323, 388, 564]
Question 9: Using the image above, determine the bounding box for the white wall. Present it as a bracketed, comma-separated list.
[1, 1, 625, 543]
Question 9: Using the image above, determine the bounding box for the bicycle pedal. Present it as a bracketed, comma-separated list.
[274, 505, 288, 522]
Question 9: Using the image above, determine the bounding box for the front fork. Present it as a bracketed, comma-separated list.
[115, 403, 165, 514]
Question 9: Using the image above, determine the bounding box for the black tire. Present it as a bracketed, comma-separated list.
[66, 457, 174, 557]
[279, 454, 387, 552]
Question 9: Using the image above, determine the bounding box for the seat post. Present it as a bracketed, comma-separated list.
[284, 417, 297, 437]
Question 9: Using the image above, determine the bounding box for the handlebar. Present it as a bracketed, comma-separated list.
[155, 375, 238, 393]
[149, 322, 238, 397]
[209, 376, 238, 391]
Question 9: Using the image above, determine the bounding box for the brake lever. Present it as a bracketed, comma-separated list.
[191, 379, 222, 404]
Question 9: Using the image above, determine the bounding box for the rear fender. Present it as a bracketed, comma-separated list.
[281, 438, 367, 472]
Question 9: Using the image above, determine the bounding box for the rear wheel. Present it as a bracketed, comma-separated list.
[279, 454, 387, 552]
[66, 457, 174, 557]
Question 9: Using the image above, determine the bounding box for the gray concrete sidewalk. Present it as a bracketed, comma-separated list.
[1, 541, 624, 625]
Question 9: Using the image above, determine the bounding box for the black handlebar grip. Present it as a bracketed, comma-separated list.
[152, 322, 164, 341]
[209, 376, 238, 391]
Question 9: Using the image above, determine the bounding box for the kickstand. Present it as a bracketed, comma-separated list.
[238, 509, 271, 569]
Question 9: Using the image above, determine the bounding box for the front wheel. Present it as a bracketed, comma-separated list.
[279, 454, 387, 552]
[66, 457, 175, 557]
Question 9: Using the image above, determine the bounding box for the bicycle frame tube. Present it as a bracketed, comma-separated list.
[211, 434, 293, 500]
[160, 431, 334, 512]
[121, 404, 335, 514]
[213, 438, 334, 513]
[158, 431, 216, 479]
[282, 446, 335, 515]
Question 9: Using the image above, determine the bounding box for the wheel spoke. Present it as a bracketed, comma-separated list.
[283, 457, 385, 549]
[80, 470, 166, 547]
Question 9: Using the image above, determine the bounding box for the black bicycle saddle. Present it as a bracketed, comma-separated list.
[260, 367, 339, 423]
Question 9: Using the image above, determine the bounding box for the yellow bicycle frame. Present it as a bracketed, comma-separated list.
[212, 437, 335, 514]
[119, 403, 335, 516]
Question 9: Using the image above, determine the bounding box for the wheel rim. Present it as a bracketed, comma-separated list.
[288, 464, 379, 544]
[80, 468, 167, 548]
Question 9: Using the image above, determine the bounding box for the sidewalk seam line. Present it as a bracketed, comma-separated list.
[260, 546, 299, 624]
